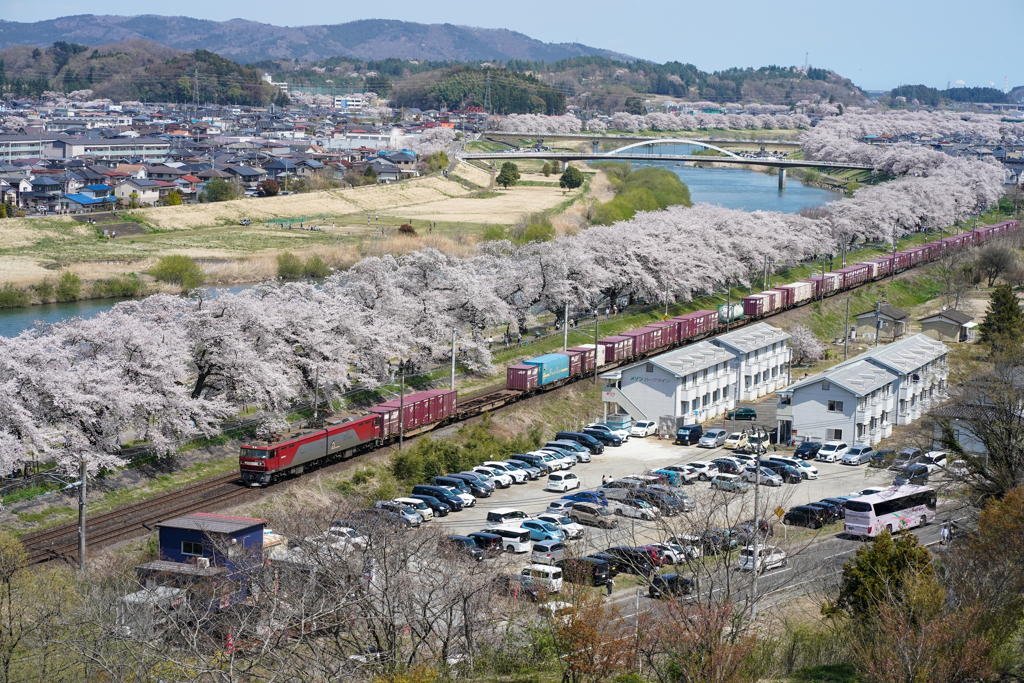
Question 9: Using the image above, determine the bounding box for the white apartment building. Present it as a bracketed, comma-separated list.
[776, 333, 948, 446]
[601, 340, 737, 424]
[710, 323, 792, 401]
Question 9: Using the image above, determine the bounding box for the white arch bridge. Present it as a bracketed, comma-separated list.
[458, 138, 871, 187]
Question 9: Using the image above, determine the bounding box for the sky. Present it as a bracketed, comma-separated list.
[4, 0, 1022, 92]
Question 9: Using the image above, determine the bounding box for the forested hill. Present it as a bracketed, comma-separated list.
[0, 16, 633, 64]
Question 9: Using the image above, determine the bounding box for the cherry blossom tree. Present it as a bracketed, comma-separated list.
[788, 324, 827, 365]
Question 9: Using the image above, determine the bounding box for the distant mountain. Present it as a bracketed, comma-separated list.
[0, 15, 635, 64]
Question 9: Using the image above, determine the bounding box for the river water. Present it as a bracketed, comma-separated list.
[0, 164, 842, 337]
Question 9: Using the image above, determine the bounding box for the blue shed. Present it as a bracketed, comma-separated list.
[156, 512, 267, 573]
[523, 353, 570, 385]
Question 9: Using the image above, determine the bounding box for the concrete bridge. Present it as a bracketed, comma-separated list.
[484, 131, 803, 149]
[460, 138, 871, 188]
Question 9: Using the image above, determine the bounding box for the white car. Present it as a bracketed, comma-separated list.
[442, 486, 476, 507]
[947, 459, 970, 477]
[324, 526, 368, 550]
[631, 420, 658, 437]
[587, 423, 630, 441]
[531, 450, 572, 470]
[483, 461, 528, 483]
[731, 453, 757, 466]
[666, 535, 704, 559]
[686, 461, 719, 481]
[394, 497, 433, 521]
[916, 451, 948, 473]
[545, 499, 576, 515]
[698, 429, 729, 448]
[736, 545, 787, 572]
[610, 498, 658, 521]
[474, 466, 513, 488]
[536, 513, 585, 539]
[545, 472, 581, 493]
[816, 441, 850, 463]
[647, 541, 700, 563]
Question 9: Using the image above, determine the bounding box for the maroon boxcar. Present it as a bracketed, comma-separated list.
[567, 346, 597, 372]
[836, 264, 870, 288]
[370, 389, 457, 437]
[893, 250, 913, 271]
[673, 310, 718, 341]
[648, 320, 680, 347]
[621, 327, 660, 356]
[598, 336, 633, 363]
[810, 272, 842, 296]
[507, 364, 539, 391]
[768, 287, 793, 308]
[563, 350, 583, 378]
[742, 294, 767, 318]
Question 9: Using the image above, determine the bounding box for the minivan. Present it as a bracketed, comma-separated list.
[767, 456, 818, 480]
[521, 564, 563, 592]
[842, 446, 874, 466]
[513, 453, 552, 474]
[674, 424, 703, 445]
[482, 525, 532, 553]
[559, 557, 611, 586]
[816, 441, 849, 463]
[569, 502, 618, 529]
[698, 429, 729, 448]
[411, 485, 465, 511]
[554, 432, 605, 455]
[447, 473, 493, 497]
[433, 476, 474, 495]
[531, 540, 566, 565]
[487, 508, 530, 524]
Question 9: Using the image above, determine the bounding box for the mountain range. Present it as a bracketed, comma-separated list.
[0, 15, 634, 64]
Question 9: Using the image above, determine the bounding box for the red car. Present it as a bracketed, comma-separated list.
[639, 545, 668, 566]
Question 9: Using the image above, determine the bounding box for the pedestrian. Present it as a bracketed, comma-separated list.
[487, 336, 493, 349]
[605, 577, 614, 597]
[940, 524, 949, 545]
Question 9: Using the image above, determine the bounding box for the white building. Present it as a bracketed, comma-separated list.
[710, 322, 792, 401]
[601, 340, 736, 424]
[776, 333, 948, 446]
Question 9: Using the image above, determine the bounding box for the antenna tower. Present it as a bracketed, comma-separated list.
[804, 52, 809, 71]
[193, 68, 199, 121]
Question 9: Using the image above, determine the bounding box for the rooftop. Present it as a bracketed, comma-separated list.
[920, 309, 973, 325]
[855, 304, 910, 321]
[639, 340, 734, 378]
[156, 512, 267, 535]
[713, 322, 790, 353]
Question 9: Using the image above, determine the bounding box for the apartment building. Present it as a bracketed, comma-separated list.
[710, 322, 792, 401]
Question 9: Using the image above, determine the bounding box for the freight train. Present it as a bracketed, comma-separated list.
[239, 219, 1018, 485]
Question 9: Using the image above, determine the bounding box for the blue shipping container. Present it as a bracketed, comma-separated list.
[523, 353, 570, 386]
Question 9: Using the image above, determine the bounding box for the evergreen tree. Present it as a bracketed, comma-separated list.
[559, 166, 585, 190]
[496, 162, 520, 189]
[979, 283, 1024, 351]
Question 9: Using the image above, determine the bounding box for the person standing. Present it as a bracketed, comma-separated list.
[605, 577, 614, 597]
[940, 524, 949, 545]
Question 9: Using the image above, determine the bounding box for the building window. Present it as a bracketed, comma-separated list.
[702, 368, 708, 380]
[713, 389, 720, 401]
[828, 400, 844, 412]
[822, 382, 830, 391]
[182, 541, 203, 556]
[900, 399, 906, 414]
[646, 363, 654, 373]
[745, 376, 752, 388]
[703, 394, 710, 407]
[857, 424, 865, 438]
[882, 411, 888, 424]
[723, 386, 730, 399]
[827, 428, 843, 440]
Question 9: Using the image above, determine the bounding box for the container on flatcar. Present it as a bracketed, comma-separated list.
[836, 264, 870, 288]
[742, 295, 766, 318]
[563, 350, 583, 377]
[648, 320, 680, 346]
[369, 389, 457, 437]
[507, 364, 540, 391]
[672, 310, 718, 339]
[621, 327, 660, 355]
[809, 272, 841, 296]
[718, 303, 744, 323]
[524, 354, 571, 385]
[762, 291, 779, 311]
[567, 345, 599, 370]
[766, 288, 792, 308]
[598, 336, 633, 363]
[893, 251, 913, 271]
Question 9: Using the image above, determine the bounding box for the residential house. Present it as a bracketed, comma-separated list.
[854, 304, 911, 342]
[710, 322, 792, 401]
[224, 165, 266, 189]
[114, 178, 161, 206]
[919, 310, 976, 343]
[776, 333, 948, 446]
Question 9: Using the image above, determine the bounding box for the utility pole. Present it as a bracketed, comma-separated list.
[593, 312, 600, 386]
[891, 236, 897, 284]
[398, 361, 406, 451]
[750, 425, 763, 620]
[78, 456, 87, 571]
[844, 297, 850, 360]
[726, 279, 732, 333]
[665, 281, 670, 318]
[450, 328, 456, 391]
[874, 299, 882, 347]
[563, 301, 569, 351]
[312, 366, 320, 426]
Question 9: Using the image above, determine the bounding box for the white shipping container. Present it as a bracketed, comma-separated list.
[789, 281, 814, 304]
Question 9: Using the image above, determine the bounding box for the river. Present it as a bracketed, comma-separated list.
[0, 164, 842, 337]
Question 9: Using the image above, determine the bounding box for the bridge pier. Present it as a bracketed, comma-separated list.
[778, 168, 786, 190]
[592, 140, 600, 154]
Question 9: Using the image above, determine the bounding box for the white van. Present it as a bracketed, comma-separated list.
[521, 564, 563, 592]
[482, 525, 532, 553]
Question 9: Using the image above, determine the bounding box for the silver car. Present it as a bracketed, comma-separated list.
[741, 466, 783, 487]
[698, 429, 729, 448]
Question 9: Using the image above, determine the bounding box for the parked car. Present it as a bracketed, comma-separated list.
[653, 465, 697, 486]
[741, 465, 783, 487]
[474, 466, 513, 488]
[849, 486, 889, 497]
[737, 545, 787, 572]
[648, 573, 694, 598]
[546, 498, 577, 515]
[547, 440, 593, 461]
[569, 503, 618, 529]
[647, 485, 696, 512]
[583, 428, 622, 447]
[586, 423, 630, 441]
[631, 420, 658, 437]
[889, 447, 922, 471]
[562, 491, 608, 507]
[894, 463, 930, 486]
[762, 460, 801, 484]
[913, 451, 948, 474]
[394, 497, 433, 522]
[494, 574, 542, 601]
[487, 508, 531, 524]
[686, 461, 719, 481]
[521, 564, 563, 592]
[409, 494, 451, 517]
[546, 472, 581, 493]
[712, 458, 743, 475]
[512, 453, 552, 474]
[629, 489, 682, 516]
[794, 441, 822, 460]
[373, 501, 423, 527]
[483, 461, 528, 483]
[724, 432, 749, 450]
[444, 535, 483, 562]
[783, 505, 827, 528]
[696, 528, 739, 554]
[467, 532, 503, 554]
[842, 445, 874, 465]
[536, 513, 585, 539]
[603, 546, 656, 575]
[806, 501, 841, 524]
[699, 429, 729, 448]
[559, 557, 612, 586]
[666, 535, 704, 559]
[503, 459, 541, 480]
[448, 473, 493, 497]
[727, 407, 757, 421]
[610, 497, 659, 520]
[531, 540, 566, 565]
[820, 498, 850, 519]
[868, 449, 896, 468]
[411, 485, 465, 511]
[766, 456, 819, 480]
[816, 441, 850, 463]
[710, 473, 750, 493]
[674, 424, 703, 445]
[554, 431, 605, 455]
[538, 445, 580, 466]
[584, 553, 622, 577]
[734, 518, 775, 543]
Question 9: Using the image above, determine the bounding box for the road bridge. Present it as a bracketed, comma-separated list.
[484, 131, 802, 148]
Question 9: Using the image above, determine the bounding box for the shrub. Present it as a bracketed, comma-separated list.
[161, 190, 183, 206]
[481, 225, 509, 241]
[541, 162, 552, 177]
[149, 255, 206, 291]
[92, 275, 146, 298]
[0, 204, 5, 218]
[398, 224, 417, 235]
[559, 166, 585, 190]
[259, 179, 280, 197]
[0, 284, 30, 309]
[33, 279, 55, 303]
[55, 272, 82, 302]
[303, 254, 331, 278]
[16, 211, 25, 218]
[203, 178, 238, 202]
[277, 252, 303, 279]
[425, 151, 450, 173]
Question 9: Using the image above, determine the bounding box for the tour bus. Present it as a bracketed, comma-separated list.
[843, 485, 936, 537]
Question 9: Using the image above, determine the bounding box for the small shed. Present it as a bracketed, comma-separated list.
[155, 512, 267, 569]
[854, 304, 911, 342]
[919, 309, 975, 343]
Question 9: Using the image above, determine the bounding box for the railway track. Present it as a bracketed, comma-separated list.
[21, 473, 254, 565]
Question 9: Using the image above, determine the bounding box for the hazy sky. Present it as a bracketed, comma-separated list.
[6, 0, 1022, 92]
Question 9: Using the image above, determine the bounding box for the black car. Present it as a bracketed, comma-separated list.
[513, 453, 552, 474]
[783, 505, 827, 528]
[806, 501, 841, 524]
[467, 532, 503, 554]
[674, 424, 703, 445]
[445, 535, 484, 562]
[409, 493, 451, 517]
[586, 552, 622, 576]
[648, 573, 694, 599]
[583, 428, 622, 447]
[794, 442, 822, 459]
[411, 485, 464, 511]
[697, 528, 739, 554]
[603, 546, 656, 575]
[554, 431, 605, 455]
[559, 557, 613, 586]
[495, 574, 541, 601]
[889, 448, 922, 471]
[448, 473, 493, 497]
[868, 449, 896, 468]
[630, 489, 681, 516]
[432, 476, 474, 495]
[894, 463, 930, 486]
[820, 498, 850, 519]
[712, 458, 743, 475]
[762, 461, 801, 484]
